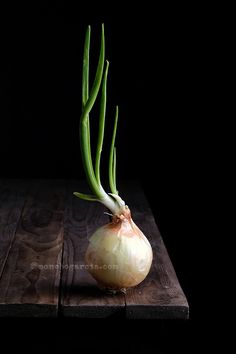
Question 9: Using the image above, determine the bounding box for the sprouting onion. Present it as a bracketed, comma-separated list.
[74, 24, 153, 292]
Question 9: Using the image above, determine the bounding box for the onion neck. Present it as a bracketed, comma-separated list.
[112, 205, 131, 223]
[99, 193, 127, 217]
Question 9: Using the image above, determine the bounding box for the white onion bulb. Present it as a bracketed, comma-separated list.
[85, 207, 153, 291]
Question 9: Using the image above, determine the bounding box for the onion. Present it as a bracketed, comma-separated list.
[73, 24, 153, 292]
[85, 207, 153, 291]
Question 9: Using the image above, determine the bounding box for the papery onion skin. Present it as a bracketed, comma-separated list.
[85, 208, 153, 290]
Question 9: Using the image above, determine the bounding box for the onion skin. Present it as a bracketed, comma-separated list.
[85, 207, 153, 291]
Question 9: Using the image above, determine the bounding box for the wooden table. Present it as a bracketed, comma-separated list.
[0, 179, 188, 319]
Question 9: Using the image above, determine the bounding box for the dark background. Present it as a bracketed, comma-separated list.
[0, 1, 212, 352]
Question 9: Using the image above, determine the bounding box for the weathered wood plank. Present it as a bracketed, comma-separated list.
[0, 179, 188, 318]
[61, 181, 125, 317]
[0, 179, 27, 277]
[120, 182, 189, 319]
[0, 180, 65, 317]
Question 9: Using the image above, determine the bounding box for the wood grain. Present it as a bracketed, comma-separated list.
[0, 180, 65, 317]
[0, 179, 28, 277]
[119, 182, 189, 319]
[61, 180, 125, 318]
[0, 180, 188, 318]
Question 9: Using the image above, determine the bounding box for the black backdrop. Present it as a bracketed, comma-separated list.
[0, 1, 209, 352]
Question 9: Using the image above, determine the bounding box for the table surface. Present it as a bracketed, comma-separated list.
[0, 179, 189, 319]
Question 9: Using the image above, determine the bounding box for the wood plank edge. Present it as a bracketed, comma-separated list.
[0, 303, 58, 317]
[126, 304, 189, 319]
[61, 304, 126, 318]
